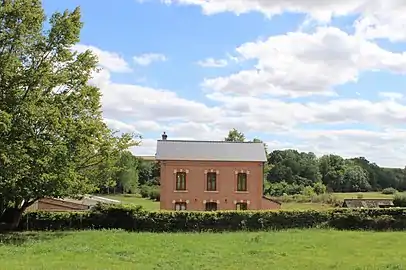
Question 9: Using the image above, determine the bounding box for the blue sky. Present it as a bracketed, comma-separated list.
[42, 0, 406, 167]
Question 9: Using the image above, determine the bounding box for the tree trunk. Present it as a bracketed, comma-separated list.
[0, 207, 25, 231]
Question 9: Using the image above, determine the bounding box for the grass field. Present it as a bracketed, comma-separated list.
[103, 194, 159, 210]
[102, 191, 401, 211]
[1, 230, 405, 269]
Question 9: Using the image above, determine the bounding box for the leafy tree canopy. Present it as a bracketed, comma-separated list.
[0, 0, 137, 228]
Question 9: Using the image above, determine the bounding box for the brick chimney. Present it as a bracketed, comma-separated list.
[161, 131, 167, 140]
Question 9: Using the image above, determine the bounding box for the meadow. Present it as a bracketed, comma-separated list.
[1, 229, 405, 269]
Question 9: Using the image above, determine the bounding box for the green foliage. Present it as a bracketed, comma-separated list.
[267, 150, 322, 186]
[0, 0, 136, 226]
[113, 151, 139, 193]
[266, 181, 327, 198]
[267, 149, 406, 193]
[224, 128, 246, 142]
[393, 194, 406, 207]
[313, 181, 327, 195]
[137, 159, 160, 186]
[382, 187, 398, 195]
[139, 185, 160, 201]
[18, 205, 406, 232]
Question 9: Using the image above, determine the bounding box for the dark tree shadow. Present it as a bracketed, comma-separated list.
[0, 231, 68, 246]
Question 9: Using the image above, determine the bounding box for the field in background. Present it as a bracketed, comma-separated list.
[333, 192, 398, 199]
[1, 230, 405, 269]
[102, 191, 402, 211]
[103, 194, 159, 210]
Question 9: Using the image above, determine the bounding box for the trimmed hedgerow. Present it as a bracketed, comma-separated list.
[17, 204, 406, 232]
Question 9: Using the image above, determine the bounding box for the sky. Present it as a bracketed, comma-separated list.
[42, 0, 406, 168]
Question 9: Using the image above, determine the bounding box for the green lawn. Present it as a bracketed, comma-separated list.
[1, 230, 405, 269]
[103, 194, 159, 210]
[334, 192, 399, 199]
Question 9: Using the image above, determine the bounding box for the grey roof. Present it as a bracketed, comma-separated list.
[342, 199, 394, 208]
[155, 140, 267, 162]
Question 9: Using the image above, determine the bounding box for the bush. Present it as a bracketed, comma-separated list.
[139, 185, 160, 201]
[148, 186, 160, 201]
[17, 205, 406, 232]
[139, 185, 150, 198]
[382, 187, 398, 195]
[313, 181, 327, 195]
[266, 181, 327, 197]
[393, 194, 406, 207]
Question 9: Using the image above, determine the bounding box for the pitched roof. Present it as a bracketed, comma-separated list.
[342, 199, 394, 208]
[155, 140, 267, 162]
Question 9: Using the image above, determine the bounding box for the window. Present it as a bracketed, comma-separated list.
[205, 202, 218, 211]
[176, 172, 186, 190]
[236, 203, 248, 211]
[174, 202, 187, 211]
[237, 173, 247, 191]
[206, 172, 217, 191]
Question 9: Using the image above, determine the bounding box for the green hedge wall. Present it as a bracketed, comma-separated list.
[17, 204, 406, 232]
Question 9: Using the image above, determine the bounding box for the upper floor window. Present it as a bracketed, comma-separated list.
[176, 172, 186, 190]
[206, 172, 217, 191]
[237, 173, 247, 191]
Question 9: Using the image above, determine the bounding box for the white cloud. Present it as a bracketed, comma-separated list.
[85, 31, 406, 167]
[197, 58, 228, 68]
[354, 2, 406, 42]
[162, 0, 366, 21]
[72, 44, 132, 73]
[162, 0, 406, 42]
[202, 27, 406, 97]
[133, 53, 167, 66]
[379, 92, 404, 100]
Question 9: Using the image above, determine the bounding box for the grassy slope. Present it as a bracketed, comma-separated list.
[1, 230, 405, 270]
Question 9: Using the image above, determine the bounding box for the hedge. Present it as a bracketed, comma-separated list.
[17, 204, 406, 232]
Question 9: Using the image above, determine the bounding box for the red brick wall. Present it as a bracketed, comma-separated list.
[160, 160, 280, 211]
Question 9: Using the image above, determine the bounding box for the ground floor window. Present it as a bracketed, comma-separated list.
[174, 202, 187, 211]
[236, 202, 248, 210]
[205, 202, 218, 211]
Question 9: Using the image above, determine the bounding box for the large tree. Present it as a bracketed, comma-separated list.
[0, 0, 135, 229]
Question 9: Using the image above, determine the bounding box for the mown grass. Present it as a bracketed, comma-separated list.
[334, 192, 399, 199]
[0, 230, 405, 269]
[103, 194, 159, 210]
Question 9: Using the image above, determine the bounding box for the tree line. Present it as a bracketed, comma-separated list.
[224, 129, 406, 195]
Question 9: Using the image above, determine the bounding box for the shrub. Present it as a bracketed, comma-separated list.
[139, 185, 160, 201]
[17, 205, 406, 232]
[266, 182, 327, 197]
[148, 186, 160, 201]
[139, 185, 150, 198]
[382, 187, 398, 195]
[313, 181, 327, 195]
[301, 186, 316, 197]
[393, 194, 406, 207]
